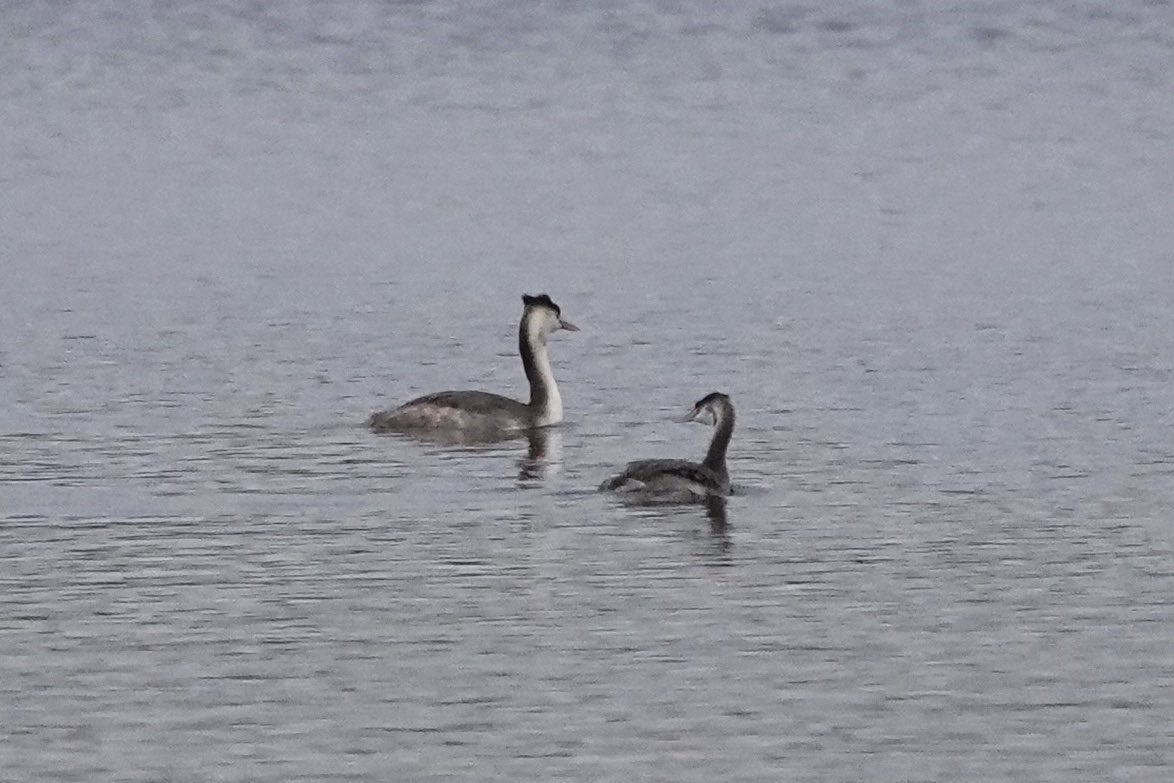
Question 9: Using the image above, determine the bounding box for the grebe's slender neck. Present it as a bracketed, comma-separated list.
[519, 311, 562, 426]
[702, 403, 735, 473]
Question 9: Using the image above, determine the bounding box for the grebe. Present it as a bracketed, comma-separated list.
[600, 392, 735, 501]
[368, 294, 578, 435]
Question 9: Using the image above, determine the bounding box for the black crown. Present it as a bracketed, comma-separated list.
[695, 391, 730, 407]
[522, 293, 561, 315]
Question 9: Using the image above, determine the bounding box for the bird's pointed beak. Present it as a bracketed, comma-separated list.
[559, 318, 580, 332]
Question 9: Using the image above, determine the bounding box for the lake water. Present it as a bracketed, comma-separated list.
[3, 1, 1174, 780]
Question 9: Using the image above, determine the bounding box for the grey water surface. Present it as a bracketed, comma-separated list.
[3, 1, 1174, 780]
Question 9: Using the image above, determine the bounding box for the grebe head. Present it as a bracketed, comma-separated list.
[680, 392, 731, 426]
[522, 293, 579, 340]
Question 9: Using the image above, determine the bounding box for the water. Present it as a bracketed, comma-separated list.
[3, 1, 1174, 780]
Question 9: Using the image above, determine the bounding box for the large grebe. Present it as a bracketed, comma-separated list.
[368, 294, 578, 435]
[600, 392, 735, 500]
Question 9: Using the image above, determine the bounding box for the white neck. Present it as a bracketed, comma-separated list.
[526, 318, 563, 426]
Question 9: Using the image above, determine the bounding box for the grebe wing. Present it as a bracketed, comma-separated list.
[369, 390, 531, 433]
[400, 390, 528, 416]
[600, 459, 724, 494]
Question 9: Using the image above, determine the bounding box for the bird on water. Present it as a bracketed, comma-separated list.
[600, 392, 735, 502]
[368, 294, 578, 437]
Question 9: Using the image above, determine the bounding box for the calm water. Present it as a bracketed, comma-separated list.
[3, 1, 1174, 780]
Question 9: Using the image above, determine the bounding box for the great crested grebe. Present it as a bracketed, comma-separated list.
[600, 392, 735, 501]
[368, 294, 578, 435]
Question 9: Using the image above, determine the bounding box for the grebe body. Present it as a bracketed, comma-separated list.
[369, 294, 577, 436]
[600, 392, 735, 501]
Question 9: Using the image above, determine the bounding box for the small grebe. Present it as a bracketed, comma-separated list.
[368, 294, 578, 435]
[600, 392, 735, 501]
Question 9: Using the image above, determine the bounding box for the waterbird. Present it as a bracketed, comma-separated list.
[600, 392, 735, 502]
[368, 294, 578, 437]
